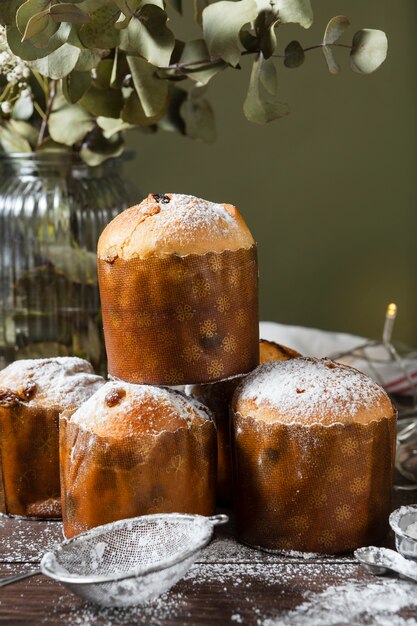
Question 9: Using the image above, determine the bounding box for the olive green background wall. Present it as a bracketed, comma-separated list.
[124, 0, 417, 346]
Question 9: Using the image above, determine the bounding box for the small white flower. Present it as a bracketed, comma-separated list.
[1, 101, 11, 114]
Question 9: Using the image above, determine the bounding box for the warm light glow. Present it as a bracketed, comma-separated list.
[387, 303, 397, 319]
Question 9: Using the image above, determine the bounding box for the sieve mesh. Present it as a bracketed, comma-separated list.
[41, 513, 227, 607]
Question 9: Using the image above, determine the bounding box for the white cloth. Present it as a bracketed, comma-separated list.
[260, 321, 417, 396]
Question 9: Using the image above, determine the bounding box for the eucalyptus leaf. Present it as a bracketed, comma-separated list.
[180, 92, 215, 143]
[256, 0, 313, 29]
[202, 0, 258, 67]
[74, 48, 102, 71]
[121, 5, 175, 67]
[97, 116, 134, 138]
[110, 48, 129, 87]
[79, 84, 123, 118]
[240, 29, 258, 53]
[95, 58, 114, 88]
[80, 128, 124, 166]
[180, 39, 226, 84]
[127, 55, 169, 118]
[243, 53, 289, 123]
[29, 42, 80, 78]
[49, 96, 95, 145]
[16, 0, 49, 35]
[284, 40, 305, 68]
[7, 25, 50, 60]
[255, 8, 279, 59]
[79, 5, 120, 49]
[322, 46, 340, 74]
[12, 95, 34, 120]
[350, 29, 388, 74]
[7, 120, 39, 146]
[49, 3, 91, 24]
[63, 70, 91, 103]
[0, 124, 32, 152]
[7, 20, 69, 59]
[259, 58, 277, 95]
[158, 85, 187, 133]
[323, 15, 350, 45]
[22, 10, 59, 43]
[121, 89, 166, 125]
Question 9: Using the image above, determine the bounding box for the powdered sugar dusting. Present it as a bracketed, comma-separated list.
[70, 381, 211, 434]
[264, 578, 417, 626]
[236, 357, 391, 425]
[144, 193, 239, 242]
[0, 357, 105, 410]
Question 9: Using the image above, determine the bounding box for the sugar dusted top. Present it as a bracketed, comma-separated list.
[233, 357, 394, 426]
[0, 357, 105, 410]
[70, 380, 213, 438]
[97, 193, 255, 260]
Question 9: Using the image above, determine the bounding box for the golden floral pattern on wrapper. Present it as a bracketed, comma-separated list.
[0, 404, 61, 517]
[60, 418, 217, 538]
[232, 413, 397, 554]
[98, 246, 259, 385]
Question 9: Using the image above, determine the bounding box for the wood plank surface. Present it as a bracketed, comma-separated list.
[0, 488, 416, 625]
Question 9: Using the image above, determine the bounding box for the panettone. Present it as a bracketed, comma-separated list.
[97, 193, 259, 385]
[0, 357, 104, 518]
[60, 381, 217, 538]
[186, 340, 300, 503]
[232, 357, 396, 554]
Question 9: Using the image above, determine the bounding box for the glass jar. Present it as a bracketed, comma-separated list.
[0, 152, 139, 373]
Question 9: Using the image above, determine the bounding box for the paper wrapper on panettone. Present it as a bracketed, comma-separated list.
[97, 193, 259, 385]
[232, 357, 397, 554]
[60, 383, 217, 538]
[186, 340, 301, 504]
[0, 357, 104, 519]
[0, 397, 61, 518]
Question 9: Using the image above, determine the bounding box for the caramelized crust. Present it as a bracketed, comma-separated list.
[259, 339, 301, 363]
[234, 357, 394, 426]
[97, 193, 255, 260]
[70, 382, 212, 439]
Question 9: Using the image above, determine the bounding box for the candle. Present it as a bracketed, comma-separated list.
[382, 303, 397, 344]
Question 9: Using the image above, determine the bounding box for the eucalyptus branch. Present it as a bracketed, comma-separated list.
[156, 42, 353, 78]
[36, 79, 57, 147]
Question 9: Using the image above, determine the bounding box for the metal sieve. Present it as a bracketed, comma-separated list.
[0, 512, 228, 607]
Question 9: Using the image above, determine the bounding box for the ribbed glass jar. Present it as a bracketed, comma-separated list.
[0, 152, 138, 373]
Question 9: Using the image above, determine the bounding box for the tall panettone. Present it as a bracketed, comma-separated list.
[0, 357, 104, 518]
[97, 193, 259, 385]
[60, 381, 217, 538]
[232, 357, 397, 554]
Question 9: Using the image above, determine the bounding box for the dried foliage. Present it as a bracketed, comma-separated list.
[0, 0, 388, 164]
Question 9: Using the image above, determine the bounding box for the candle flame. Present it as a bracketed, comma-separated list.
[387, 303, 397, 320]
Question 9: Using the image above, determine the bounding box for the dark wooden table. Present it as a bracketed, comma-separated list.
[1, 488, 417, 626]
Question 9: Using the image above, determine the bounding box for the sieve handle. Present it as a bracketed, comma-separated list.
[208, 514, 229, 526]
[0, 569, 41, 588]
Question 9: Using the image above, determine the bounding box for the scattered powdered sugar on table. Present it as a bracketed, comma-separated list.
[263, 578, 417, 626]
[236, 357, 389, 423]
[0, 516, 63, 562]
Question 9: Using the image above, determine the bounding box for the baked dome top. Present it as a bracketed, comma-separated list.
[70, 381, 213, 438]
[0, 357, 104, 410]
[233, 357, 394, 426]
[97, 193, 255, 260]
